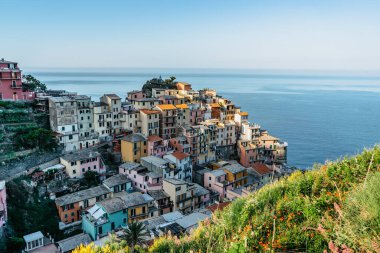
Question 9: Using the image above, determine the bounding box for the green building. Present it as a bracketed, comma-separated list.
[82, 197, 128, 240]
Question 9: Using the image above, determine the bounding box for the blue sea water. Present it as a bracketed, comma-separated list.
[27, 68, 380, 169]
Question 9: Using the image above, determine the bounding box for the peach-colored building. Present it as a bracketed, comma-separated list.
[60, 149, 106, 179]
[147, 135, 170, 157]
[127, 90, 146, 101]
[140, 109, 160, 136]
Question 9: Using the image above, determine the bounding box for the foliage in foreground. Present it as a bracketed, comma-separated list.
[73, 147, 380, 253]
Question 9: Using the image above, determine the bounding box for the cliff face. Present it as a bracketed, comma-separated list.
[74, 147, 380, 253]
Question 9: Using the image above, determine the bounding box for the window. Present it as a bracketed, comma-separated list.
[73, 170, 76, 174]
[175, 186, 181, 192]
[142, 206, 146, 213]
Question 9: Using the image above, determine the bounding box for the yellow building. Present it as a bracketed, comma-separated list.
[116, 192, 150, 223]
[121, 133, 147, 163]
[175, 104, 190, 127]
[222, 162, 248, 188]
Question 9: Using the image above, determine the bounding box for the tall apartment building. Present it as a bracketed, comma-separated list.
[76, 95, 99, 149]
[49, 96, 80, 151]
[0, 58, 34, 101]
[180, 125, 216, 165]
[140, 109, 160, 136]
[154, 104, 178, 140]
[94, 94, 122, 139]
[175, 104, 190, 127]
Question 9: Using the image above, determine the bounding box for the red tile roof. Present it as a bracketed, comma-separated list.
[140, 109, 160, 115]
[206, 202, 231, 213]
[170, 151, 189, 160]
[147, 135, 163, 142]
[251, 163, 272, 176]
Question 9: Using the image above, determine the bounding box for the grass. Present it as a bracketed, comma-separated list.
[74, 146, 380, 253]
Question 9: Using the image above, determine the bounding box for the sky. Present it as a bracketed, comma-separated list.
[1, 0, 380, 71]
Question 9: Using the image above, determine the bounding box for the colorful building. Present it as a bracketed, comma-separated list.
[163, 151, 193, 181]
[154, 104, 178, 139]
[121, 133, 147, 163]
[162, 178, 196, 214]
[0, 181, 6, 228]
[147, 135, 170, 157]
[55, 185, 111, 225]
[119, 162, 162, 193]
[82, 198, 128, 240]
[59, 149, 106, 179]
[140, 109, 160, 136]
[0, 59, 34, 100]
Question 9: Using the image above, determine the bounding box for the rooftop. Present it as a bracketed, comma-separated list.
[119, 161, 140, 170]
[207, 202, 231, 213]
[175, 104, 189, 109]
[169, 151, 189, 160]
[194, 183, 210, 196]
[147, 190, 170, 200]
[98, 197, 125, 214]
[122, 133, 146, 143]
[55, 185, 110, 206]
[223, 163, 247, 174]
[208, 169, 226, 177]
[56, 233, 92, 253]
[103, 174, 131, 188]
[251, 163, 272, 176]
[175, 212, 210, 230]
[116, 192, 148, 208]
[163, 178, 191, 186]
[23, 231, 44, 243]
[155, 104, 177, 110]
[104, 94, 121, 99]
[141, 156, 168, 167]
[61, 149, 100, 162]
[147, 135, 163, 142]
[140, 109, 160, 115]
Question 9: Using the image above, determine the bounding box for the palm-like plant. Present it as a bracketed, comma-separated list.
[123, 220, 146, 252]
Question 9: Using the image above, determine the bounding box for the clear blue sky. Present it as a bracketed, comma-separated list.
[1, 0, 380, 70]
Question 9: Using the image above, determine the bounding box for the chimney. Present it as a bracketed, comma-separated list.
[1, 58, 4, 62]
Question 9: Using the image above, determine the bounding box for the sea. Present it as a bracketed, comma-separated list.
[26, 68, 380, 169]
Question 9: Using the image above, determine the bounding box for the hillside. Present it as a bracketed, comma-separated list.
[74, 146, 380, 253]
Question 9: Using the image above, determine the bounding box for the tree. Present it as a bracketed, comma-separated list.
[123, 221, 146, 252]
[83, 171, 100, 187]
[14, 127, 58, 151]
[22, 74, 47, 92]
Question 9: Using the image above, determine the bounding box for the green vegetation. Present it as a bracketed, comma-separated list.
[123, 221, 147, 252]
[142, 76, 177, 97]
[5, 176, 63, 251]
[22, 74, 47, 92]
[73, 147, 380, 253]
[82, 171, 101, 187]
[13, 127, 58, 151]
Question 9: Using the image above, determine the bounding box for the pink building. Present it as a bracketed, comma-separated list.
[194, 183, 210, 209]
[0, 59, 34, 100]
[204, 169, 230, 199]
[119, 162, 162, 192]
[127, 90, 146, 101]
[189, 104, 205, 125]
[0, 181, 6, 228]
[147, 135, 170, 157]
[60, 150, 106, 179]
[169, 136, 191, 154]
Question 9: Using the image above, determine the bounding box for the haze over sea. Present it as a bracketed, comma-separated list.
[27, 68, 380, 169]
